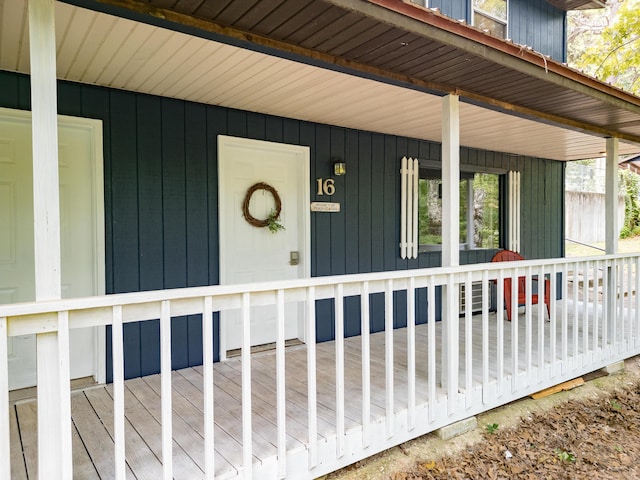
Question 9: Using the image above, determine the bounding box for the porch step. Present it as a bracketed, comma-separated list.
[436, 416, 477, 440]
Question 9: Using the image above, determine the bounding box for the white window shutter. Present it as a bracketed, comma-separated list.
[400, 157, 419, 259]
[508, 170, 521, 252]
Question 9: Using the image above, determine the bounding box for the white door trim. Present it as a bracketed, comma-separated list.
[218, 135, 310, 359]
[0, 107, 106, 384]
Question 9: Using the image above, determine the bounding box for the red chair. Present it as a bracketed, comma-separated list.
[491, 250, 551, 321]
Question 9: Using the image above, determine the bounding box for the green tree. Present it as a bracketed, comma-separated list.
[569, 0, 640, 94]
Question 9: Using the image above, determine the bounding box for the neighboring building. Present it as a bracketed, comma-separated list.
[1, 0, 639, 479]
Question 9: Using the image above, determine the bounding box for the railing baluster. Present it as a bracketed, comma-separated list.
[593, 260, 600, 354]
[0, 317, 9, 480]
[524, 266, 532, 386]
[635, 258, 640, 349]
[582, 262, 589, 358]
[202, 296, 215, 480]
[618, 259, 624, 347]
[537, 265, 545, 383]
[562, 263, 569, 372]
[427, 277, 436, 423]
[241, 292, 253, 479]
[361, 281, 371, 448]
[112, 305, 126, 480]
[481, 271, 490, 404]
[496, 269, 505, 396]
[384, 279, 394, 437]
[627, 258, 633, 349]
[160, 300, 173, 480]
[550, 264, 558, 375]
[603, 260, 610, 350]
[464, 272, 472, 409]
[335, 284, 345, 457]
[307, 286, 318, 469]
[407, 277, 416, 429]
[276, 289, 287, 478]
[573, 261, 579, 366]
[445, 273, 459, 415]
[510, 267, 518, 394]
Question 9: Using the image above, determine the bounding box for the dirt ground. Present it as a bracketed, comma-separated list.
[325, 356, 640, 480]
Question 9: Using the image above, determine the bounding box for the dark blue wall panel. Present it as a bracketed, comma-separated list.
[0, 70, 564, 380]
[428, 0, 566, 62]
[510, 0, 566, 62]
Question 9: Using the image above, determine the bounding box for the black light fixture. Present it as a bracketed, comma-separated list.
[332, 157, 346, 176]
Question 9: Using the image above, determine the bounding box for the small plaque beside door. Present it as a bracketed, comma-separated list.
[310, 202, 340, 212]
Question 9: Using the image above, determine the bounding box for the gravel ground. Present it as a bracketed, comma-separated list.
[325, 356, 640, 480]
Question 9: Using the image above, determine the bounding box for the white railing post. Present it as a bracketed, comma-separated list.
[335, 284, 345, 457]
[112, 306, 126, 480]
[407, 277, 416, 429]
[384, 280, 394, 437]
[306, 287, 318, 469]
[445, 274, 459, 415]
[36, 325, 72, 480]
[203, 296, 215, 480]
[241, 293, 253, 479]
[160, 300, 173, 480]
[276, 289, 287, 478]
[360, 281, 371, 448]
[0, 317, 9, 480]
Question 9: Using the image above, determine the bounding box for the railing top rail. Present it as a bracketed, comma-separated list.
[1, 252, 638, 321]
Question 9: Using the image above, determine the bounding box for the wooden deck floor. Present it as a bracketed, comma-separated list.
[8, 301, 622, 479]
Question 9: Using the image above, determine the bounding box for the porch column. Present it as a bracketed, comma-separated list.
[605, 137, 619, 255]
[605, 137, 619, 344]
[28, 0, 72, 478]
[441, 94, 460, 410]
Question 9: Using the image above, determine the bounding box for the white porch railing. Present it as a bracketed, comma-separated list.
[2, 254, 640, 479]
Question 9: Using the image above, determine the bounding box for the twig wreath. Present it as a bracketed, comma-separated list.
[242, 182, 285, 233]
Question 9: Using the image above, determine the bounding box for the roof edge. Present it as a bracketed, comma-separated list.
[358, 0, 640, 110]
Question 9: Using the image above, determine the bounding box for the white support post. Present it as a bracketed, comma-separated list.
[29, 0, 70, 478]
[605, 138, 619, 255]
[441, 95, 460, 394]
[605, 138, 619, 342]
[441, 94, 460, 268]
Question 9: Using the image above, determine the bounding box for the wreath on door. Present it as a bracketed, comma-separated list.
[242, 182, 285, 233]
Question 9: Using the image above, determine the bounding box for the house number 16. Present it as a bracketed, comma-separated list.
[316, 178, 336, 196]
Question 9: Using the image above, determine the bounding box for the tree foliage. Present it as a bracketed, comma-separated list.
[569, 0, 640, 94]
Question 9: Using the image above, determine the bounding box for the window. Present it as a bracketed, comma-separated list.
[418, 171, 500, 250]
[410, 0, 428, 6]
[473, 0, 508, 38]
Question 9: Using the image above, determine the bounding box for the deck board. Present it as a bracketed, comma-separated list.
[84, 386, 162, 480]
[15, 402, 38, 479]
[9, 405, 27, 480]
[70, 392, 116, 479]
[9, 302, 631, 480]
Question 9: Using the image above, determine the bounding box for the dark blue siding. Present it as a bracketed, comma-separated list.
[509, 0, 566, 62]
[429, 0, 468, 20]
[429, 0, 566, 62]
[0, 70, 563, 379]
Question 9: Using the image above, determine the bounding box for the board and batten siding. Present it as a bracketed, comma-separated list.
[0, 71, 564, 380]
[427, 0, 566, 62]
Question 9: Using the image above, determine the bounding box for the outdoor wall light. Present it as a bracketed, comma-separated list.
[333, 158, 346, 176]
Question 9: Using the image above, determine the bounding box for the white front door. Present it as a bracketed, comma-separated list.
[218, 136, 310, 355]
[0, 108, 105, 390]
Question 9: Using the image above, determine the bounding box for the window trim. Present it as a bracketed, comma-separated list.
[417, 159, 506, 253]
[472, 0, 509, 38]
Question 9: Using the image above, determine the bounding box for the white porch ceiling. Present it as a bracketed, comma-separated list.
[2, 0, 639, 161]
